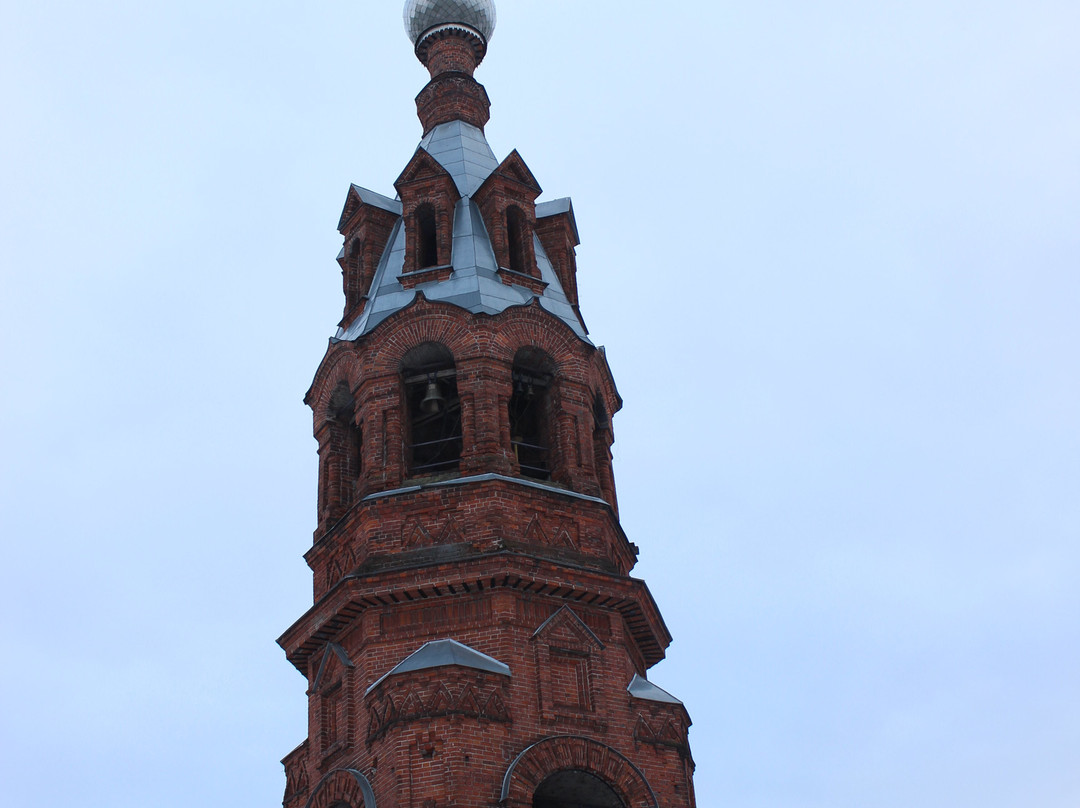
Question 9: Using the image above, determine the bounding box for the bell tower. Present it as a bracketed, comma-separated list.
[279, 3, 697, 806]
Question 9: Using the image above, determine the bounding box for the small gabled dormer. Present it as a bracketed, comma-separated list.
[535, 197, 581, 308]
[472, 150, 545, 292]
[394, 149, 461, 284]
[337, 185, 401, 330]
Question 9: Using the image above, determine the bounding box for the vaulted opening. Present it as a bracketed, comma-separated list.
[533, 770, 625, 808]
[401, 342, 462, 475]
[509, 347, 554, 480]
[319, 381, 362, 524]
[416, 203, 439, 268]
[506, 205, 527, 274]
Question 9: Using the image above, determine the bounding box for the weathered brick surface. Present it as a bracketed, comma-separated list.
[281, 23, 695, 808]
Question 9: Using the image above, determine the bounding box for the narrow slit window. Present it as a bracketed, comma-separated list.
[417, 204, 439, 268]
[506, 206, 526, 274]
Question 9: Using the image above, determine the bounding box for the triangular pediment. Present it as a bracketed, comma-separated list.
[494, 150, 542, 194]
[395, 148, 457, 192]
[531, 606, 604, 650]
[364, 639, 511, 696]
[337, 184, 402, 232]
[312, 642, 353, 692]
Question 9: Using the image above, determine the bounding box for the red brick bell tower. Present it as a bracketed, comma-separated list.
[278, 3, 697, 807]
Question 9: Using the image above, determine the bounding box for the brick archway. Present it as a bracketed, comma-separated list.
[500, 736, 658, 808]
[305, 768, 376, 808]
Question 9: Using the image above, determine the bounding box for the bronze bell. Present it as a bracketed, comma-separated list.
[420, 379, 444, 414]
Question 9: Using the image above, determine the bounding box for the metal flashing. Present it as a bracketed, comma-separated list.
[350, 184, 403, 215]
[359, 473, 611, 508]
[536, 196, 579, 243]
[311, 642, 354, 693]
[419, 121, 499, 197]
[627, 674, 683, 705]
[365, 638, 510, 695]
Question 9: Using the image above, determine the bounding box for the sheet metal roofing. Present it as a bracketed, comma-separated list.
[627, 674, 684, 705]
[419, 120, 499, 197]
[365, 639, 511, 695]
[334, 121, 589, 343]
[404, 0, 497, 45]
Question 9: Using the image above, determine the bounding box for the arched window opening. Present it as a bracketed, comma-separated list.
[402, 343, 462, 475]
[592, 393, 608, 444]
[320, 382, 362, 524]
[509, 348, 554, 480]
[330, 382, 363, 484]
[416, 204, 439, 269]
[347, 238, 362, 272]
[533, 770, 625, 808]
[506, 206, 527, 274]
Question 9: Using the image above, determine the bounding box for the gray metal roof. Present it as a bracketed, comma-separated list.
[365, 638, 510, 695]
[335, 122, 589, 344]
[351, 184, 402, 216]
[536, 197, 579, 244]
[404, 0, 497, 45]
[627, 673, 683, 705]
[419, 121, 499, 197]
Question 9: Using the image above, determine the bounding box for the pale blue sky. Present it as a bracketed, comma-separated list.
[1, 2, 1078, 807]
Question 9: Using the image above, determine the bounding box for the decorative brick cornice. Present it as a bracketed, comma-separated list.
[415, 71, 491, 134]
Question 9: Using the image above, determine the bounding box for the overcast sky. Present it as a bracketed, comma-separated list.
[2, 1, 1078, 806]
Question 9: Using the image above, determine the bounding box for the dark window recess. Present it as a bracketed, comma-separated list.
[506, 206, 527, 274]
[403, 344, 462, 474]
[509, 369, 551, 480]
[533, 770, 625, 808]
[417, 205, 439, 268]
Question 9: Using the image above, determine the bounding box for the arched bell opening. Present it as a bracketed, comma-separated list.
[509, 347, 555, 481]
[532, 770, 626, 808]
[318, 380, 363, 526]
[401, 342, 462, 476]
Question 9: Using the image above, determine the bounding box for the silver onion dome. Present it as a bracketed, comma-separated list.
[404, 0, 497, 47]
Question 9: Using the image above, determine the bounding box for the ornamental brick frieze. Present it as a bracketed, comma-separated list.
[634, 713, 691, 757]
[282, 742, 311, 806]
[307, 477, 636, 599]
[364, 670, 511, 744]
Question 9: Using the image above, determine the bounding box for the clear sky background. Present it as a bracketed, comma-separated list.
[1, 1, 1078, 806]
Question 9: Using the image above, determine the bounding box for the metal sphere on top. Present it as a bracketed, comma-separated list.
[404, 0, 497, 49]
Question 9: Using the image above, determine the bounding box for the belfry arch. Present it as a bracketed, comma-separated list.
[533, 770, 625, 808]
[501, 736, 659, 808]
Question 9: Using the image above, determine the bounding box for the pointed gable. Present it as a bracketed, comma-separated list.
[395, 147, 458, 193]
[485, 149, 542, 196]
[338, 184, 402, 233]
[312, 642, 354, 692]
[627, 673, 683, 705]
[365, 639, 510, 695]
[532, 606, 604, 651]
